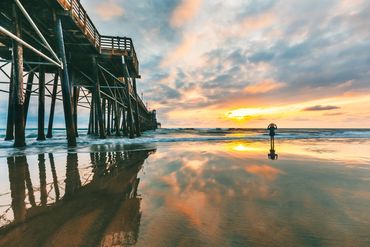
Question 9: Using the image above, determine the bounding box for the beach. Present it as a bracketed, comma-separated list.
[0, 129, 370, 246]
[1, 0, 369, 246]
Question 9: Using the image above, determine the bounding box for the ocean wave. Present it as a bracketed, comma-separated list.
[0, 128, 369, 156]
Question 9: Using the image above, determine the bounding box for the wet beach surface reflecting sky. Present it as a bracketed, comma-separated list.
[0, 139, 370, 246]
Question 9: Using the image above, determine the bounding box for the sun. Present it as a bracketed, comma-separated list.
[226, 108, 276, 120]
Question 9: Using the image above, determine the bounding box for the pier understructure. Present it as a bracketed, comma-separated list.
[0, 0, 158, 147]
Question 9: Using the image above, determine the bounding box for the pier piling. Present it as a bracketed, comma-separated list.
[37, 67, 45, 141]
[5, 64, 14, 141]
[46, 73, 59, 138]
[55, 16, 76, 147]
[24, 71, 34, 124]
[12, 5, 26, 147]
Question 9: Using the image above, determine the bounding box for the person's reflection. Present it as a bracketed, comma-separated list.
[64, 153, 81, 198]
[268, 142, 278, 160]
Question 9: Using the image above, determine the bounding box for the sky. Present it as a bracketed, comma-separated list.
[1, 0, 370, 128]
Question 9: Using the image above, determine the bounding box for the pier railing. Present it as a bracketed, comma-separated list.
[57, 0, 139, 74]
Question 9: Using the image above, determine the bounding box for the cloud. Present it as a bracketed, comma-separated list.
[245, 165, 282, 181]
[170, 0, 202, 28]
[303, 105, 341, 111]
[160, 34, 198, 67]
[95, 1, 124, 21]
[323, 112, 344, 116]
[240, 12, 276, 32]
[244, 79, 286, 94]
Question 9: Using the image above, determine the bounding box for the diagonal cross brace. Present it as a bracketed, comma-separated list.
[0, 26, 62, 68]
[14, 0, 62, 65]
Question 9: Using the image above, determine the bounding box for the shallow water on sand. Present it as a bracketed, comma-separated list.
[0, 137, 370, 246]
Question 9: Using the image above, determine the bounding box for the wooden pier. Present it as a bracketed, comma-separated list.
[0, 0, 158, 147]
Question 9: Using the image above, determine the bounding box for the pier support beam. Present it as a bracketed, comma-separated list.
[73, 86, 79, 137]
[110, 102, 114, 134]
[115, 104, 121, 136]
[102, 98, 106, 133]
[133, 78, 141, 137]
[12, 5, 26, 147]
[94, 90, 98, 134]
[69, 69, 79, 137]
[112, 101, 116, 134]
[24, 71, 34, 125]
[55, 16, 76, 147]
[124, 78, 135, 138]
[90, 93, 95, 134]
[5, 64, 14, 141]
[92, 57, 105, 139]
[107, 100, 111, 135]
[37, 67, 46, 141]
[47, 73, 59, 138]
[88, 96, 93, 135]
[122, 109, 127, 136]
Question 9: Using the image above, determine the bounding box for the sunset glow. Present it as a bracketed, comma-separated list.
[0, 0, 369, 129]
[226, 108, 278, 120]
[0, 0, 351, 129]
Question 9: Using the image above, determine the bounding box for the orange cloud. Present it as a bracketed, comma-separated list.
[244, 79, 286, 94]
[245, 165, 282, 181]
[221, 12, 277, 38]
[95, 1, 124, 21]
[170, 0, 202, 27]
[241, 12, 276, 31]
[183, 159, 206, 172]
[160, 35, 198, 67]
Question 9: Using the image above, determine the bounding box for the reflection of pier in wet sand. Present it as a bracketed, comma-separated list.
[0, 148, 155, 247]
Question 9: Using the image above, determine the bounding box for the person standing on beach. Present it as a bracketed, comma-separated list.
[267, 123, 278, 160]
[268, 123, 277, 139]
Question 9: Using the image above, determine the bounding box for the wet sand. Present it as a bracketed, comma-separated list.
[0, 139, 370, 246]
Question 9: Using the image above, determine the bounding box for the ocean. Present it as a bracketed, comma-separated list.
[0, 128, 370, 156]
[0, 128, 369, 246]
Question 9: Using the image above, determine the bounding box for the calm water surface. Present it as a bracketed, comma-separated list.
[0, 137, 370, 246]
